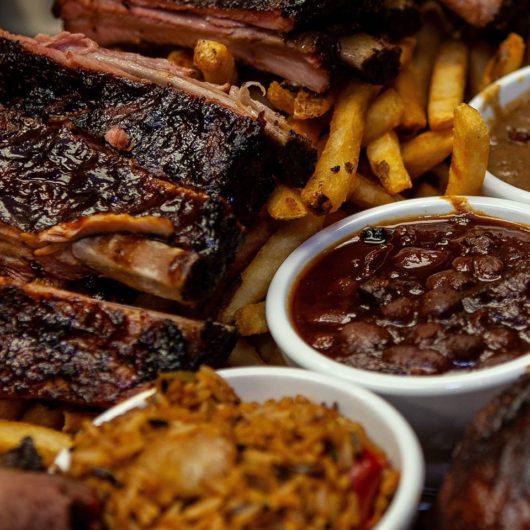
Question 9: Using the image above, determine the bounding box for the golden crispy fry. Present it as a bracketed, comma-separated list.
[363, 89, 404, 146]
[193, 39, 236, 85]
[410, 21, 443, 108]
[469, 41, 494, 97]
[402, 128, 453, 178]
[167, 49, 195, 70]
[235, 302, 268, 336]
[0, 420, 72, 466]
[287, 117, 325, 146]
[0, 400, 27, 421]
[220, 215, 324, 323]
[266, 185, 308, 221]
[428, 41, 469, 130]
[367, 131, 412, 194]
[268, 83, 334, 120]
[293, 90, 334, 120]
[267, 81, 296, 115]
[22, 403, 64, 430]
[399, 37, 417, 67]
[482, 33, 525, 88]
[348, 174, 399, 208]
[302, 81, 374, 214]
[228, 339, 265, 367]
[415, 182, 440, 198]
[394, 66, 427, 132]
[446, 104, 490, 195]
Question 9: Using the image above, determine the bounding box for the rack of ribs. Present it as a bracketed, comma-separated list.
[0, 106, 241, 307]
[0, 30, 316, 223]
[52, 0, 417, 92]
[0, 278, 236, 408]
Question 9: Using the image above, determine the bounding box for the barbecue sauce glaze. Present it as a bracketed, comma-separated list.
[292, 213, 530, 375]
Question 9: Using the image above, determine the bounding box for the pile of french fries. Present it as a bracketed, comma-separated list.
[210, 2, 528, 366]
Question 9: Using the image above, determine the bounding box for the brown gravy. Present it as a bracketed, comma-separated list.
[489, 95, 530, 192]
[291, 213, 530, 376]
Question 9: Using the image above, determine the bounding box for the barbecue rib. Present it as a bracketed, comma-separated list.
[0, 278, 236, 408]
[0, 107, 241, 305]
[0, 30, 316, 221]
[53, 0, 406, 92]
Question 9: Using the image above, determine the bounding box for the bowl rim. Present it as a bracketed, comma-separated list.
[470, 64, 530, 203]
[266, 196, 530, 397]
[59, 367, 424, 530]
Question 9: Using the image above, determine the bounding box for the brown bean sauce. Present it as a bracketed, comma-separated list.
[489, 95, 530, 192]
[291, 214, 530, 375]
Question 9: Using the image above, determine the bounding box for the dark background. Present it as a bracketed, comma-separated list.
[0, 0, 60, 35]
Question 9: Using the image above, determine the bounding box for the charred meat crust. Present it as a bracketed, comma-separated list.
[0, 36, 274, 223]
[0, 279, 236, 407]
[55, 0, 381, 32]
[437, 374, 530, 530]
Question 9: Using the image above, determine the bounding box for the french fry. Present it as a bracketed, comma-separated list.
[221, 215, 325, 323]
[301, 81, 374, 214]
[22, 403, 64, 430]
[363, 89, 404, 146]
[415, 182, 440, 198]
[428, 41, 469, 130]
[231, 219, 274, 274]
[399, 37, 417, 67]
[193, 39, 236, 85]
[348, 174, 399, 208]
[394, 66, 427, 132]
[228, 339, 265, 367]
[410, 21, 443, 108]
[367, 131, 412, 194]
[0, 400, 27, 421]
[482, 33, 525, 88]
[469, 41, 494, 96]
[402, 128, 453, 178]
[266, 185, 308, 221]
[267, 81, 296, 115]
[235, 302, 268, 336]
[268, 83, 334, 120]
[293, 90, 334, 120]
[446, 104, 490, 195]
[0, 420, 72, 466]
[432, 162, 450, 192]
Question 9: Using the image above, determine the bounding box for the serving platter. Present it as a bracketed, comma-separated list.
[1, 2, 529, 529]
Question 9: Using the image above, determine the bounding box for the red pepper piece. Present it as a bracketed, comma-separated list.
[350, 449, 386, 527]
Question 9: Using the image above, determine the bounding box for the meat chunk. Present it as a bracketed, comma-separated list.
[53, 0, 404, 92]
[0, 469, 102, 530]
[0, 107, 241, 305]
[437, 374, 530, 529]
[0, 278, 236, 407]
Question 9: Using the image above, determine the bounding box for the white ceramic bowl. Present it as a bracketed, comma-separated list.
[267, 196, 530, 486]
[57, 367, 424, 530]
[470, 65, 530, 204]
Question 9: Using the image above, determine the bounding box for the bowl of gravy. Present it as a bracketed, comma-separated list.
[470, 65, 530, 204]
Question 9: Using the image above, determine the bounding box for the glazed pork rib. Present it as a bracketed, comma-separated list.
[0, 107, 241, 306]
[53, 0, 404, 91]
[0, 30, 316, 221]
[0, 278, 236, 408]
